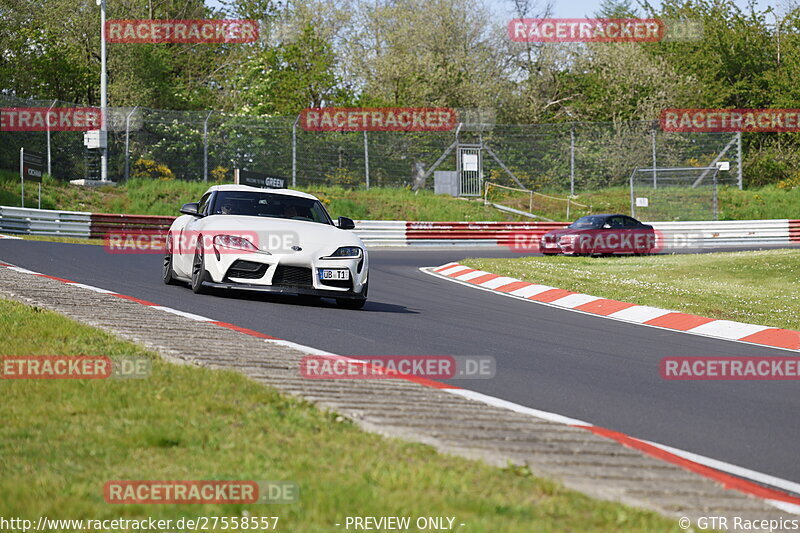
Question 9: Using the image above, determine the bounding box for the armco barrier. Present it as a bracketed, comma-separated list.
[652, 220, 792, 249]
[1, 206, 798, 249]
[353, 220, 407, 247]
[790, 220, 800, 243]
[0, 206, 91, 238]
[89, 213, 175, 238]
[406, 221, 568, 247]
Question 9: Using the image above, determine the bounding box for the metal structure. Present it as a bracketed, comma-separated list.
[0, 95, 743, 196]
[629, 166, 727, 221]
[456, 144, 483, 196]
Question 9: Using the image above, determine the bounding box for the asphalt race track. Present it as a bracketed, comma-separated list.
[2, 239, 799, 488]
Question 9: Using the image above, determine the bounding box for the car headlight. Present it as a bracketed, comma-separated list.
[322, 246, 363, 259]
[213, 234, 265, 253]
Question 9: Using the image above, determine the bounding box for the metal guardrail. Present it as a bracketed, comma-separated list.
[89, 213, 176, 238]
[0, 206, 91, 238]
[652, 220, 793, 248]
[353, 221, 407, 247]
[0, 206, 797, 249]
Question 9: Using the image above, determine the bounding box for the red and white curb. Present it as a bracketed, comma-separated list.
[1, 259, 800, 513]
[0, 234, 22, 240]
[426, 262, 800, 352]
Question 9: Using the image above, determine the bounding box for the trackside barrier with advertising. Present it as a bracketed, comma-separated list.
[0, 207, 798, 248]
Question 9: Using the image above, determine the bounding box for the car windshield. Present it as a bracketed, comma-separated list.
[211, 191, 332, 225]
[568, 215, 606, 229]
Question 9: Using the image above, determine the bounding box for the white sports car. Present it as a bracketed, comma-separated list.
[163, 184, 369, 309]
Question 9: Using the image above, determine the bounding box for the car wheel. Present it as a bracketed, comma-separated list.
[191, 239, 211, 294]
[336, 298, 366, 309]
[162, 236, 179, 285]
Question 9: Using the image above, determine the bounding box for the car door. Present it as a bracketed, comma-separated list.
[598, 215, 628, 253]
[175, 192, 212, 276]
[624, 216, 655, 253]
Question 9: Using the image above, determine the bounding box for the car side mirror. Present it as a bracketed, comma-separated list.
[180, 202, 200, 216]
[337, 216, 355, 230]
[602, 223, 611, 229]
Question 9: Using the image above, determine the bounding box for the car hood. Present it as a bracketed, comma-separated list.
[198, 215, 363, 255]
[543, 228, 582, 239]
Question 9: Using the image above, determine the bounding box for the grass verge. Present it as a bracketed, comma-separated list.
[0, 298, 679, 532]
[3, 170, 798, 222]
[0, 172, 511, 222]
[461, 249, 800, 331]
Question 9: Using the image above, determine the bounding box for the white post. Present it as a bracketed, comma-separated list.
[124, 106, 138, 181]
[46, 99, 56, 177]
[651, 127, 657, 189]
[736, 132, 743, 190]
[203, 111, 212, 182]
[292, 115, 299, 187]
[99, 0, 108, 182]
[363, 130, 369, 190]
[20, 148, 24, 208]
[570, 126, 575, 196]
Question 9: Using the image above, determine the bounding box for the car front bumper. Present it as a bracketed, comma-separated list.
[202, 280, 368, 299]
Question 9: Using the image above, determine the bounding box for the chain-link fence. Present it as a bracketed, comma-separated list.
[0, 94, 742, 195]
[629, 166, 735, 221]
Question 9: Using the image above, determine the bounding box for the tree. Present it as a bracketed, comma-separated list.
[236, 23, 351, 115]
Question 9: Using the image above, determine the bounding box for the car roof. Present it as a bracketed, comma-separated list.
[204, 184, 319, 201]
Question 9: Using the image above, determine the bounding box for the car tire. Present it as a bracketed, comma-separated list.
[162, 236, 179, 285]
[191, 239, 211, 294]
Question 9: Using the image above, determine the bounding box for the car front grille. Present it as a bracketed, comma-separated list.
[272, 265, 313, 288]
[319, 278, 353, 290]
[225, 260, 268, 280]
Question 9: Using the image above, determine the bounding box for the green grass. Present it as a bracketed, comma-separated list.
[0, 298, 680, 532]
[461, 249, 800, 330]
[0, 171, 511, 221]
[3, 170, 797, 222]
[558, 185, 800, 222]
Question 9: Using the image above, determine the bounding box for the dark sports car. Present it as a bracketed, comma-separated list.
[539, 214, 658, 256]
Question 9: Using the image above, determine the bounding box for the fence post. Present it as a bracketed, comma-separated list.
[736, 132, 743, 189]
[570, 125, 575, 196]
[123, 106, 138, 181]
[203, 111, 212, 183]
[292, 115, 299, 187]
[363, 130, 370, 189]
[20, 148, 24, 208]
[651, 127, 657, 189]
[46, 99, 56, 177]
